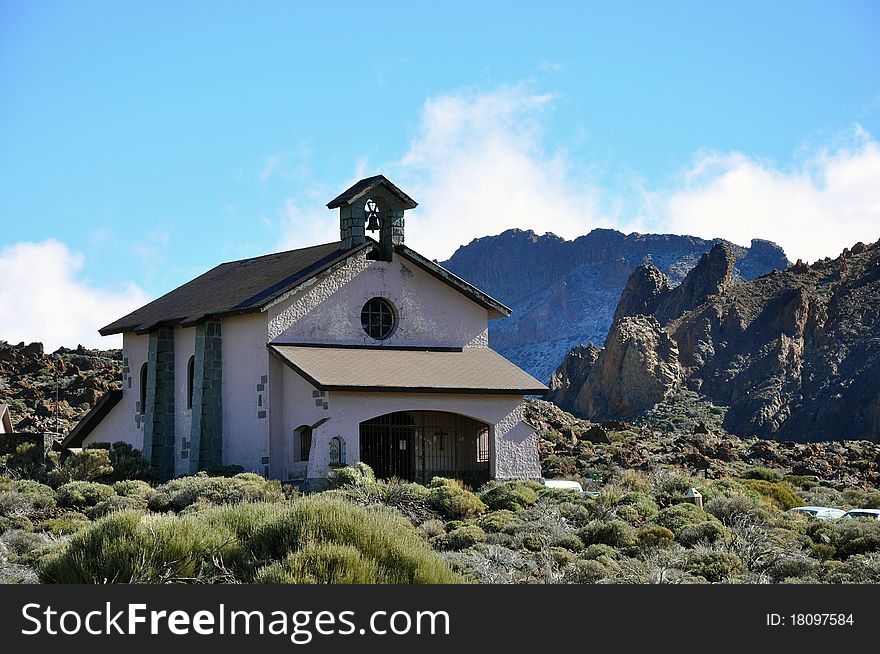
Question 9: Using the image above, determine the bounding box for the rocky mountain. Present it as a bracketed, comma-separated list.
[0, 341, 121, 436]
[442, 228, 789, 382]
[549, 238, 880, 443]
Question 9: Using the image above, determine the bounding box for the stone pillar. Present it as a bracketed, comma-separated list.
[189, 320, 223, 473]
[380, 207, 405, 262]
[143, 327, 175, 481]
[339, 205, 366, 250]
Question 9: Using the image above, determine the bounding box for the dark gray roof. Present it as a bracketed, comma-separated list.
[326, 175, 418, 210]
[100, 241, 365, 335]
[99, 237, 511, 336]
[62, 389, 122, 448]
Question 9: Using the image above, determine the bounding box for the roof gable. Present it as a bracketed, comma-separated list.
[100, 241, 368, 335]
[99, 239, 510, 336]
[326, 175, 418, 210]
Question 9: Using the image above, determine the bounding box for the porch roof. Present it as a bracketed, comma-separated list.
[268, 345, 548, 395]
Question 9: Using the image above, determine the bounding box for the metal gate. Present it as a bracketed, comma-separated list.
[359, 411, 490, 488]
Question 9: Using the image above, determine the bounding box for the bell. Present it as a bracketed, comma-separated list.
[366, 213, 380, 232]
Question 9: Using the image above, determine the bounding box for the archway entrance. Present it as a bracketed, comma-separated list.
[359, 411, 490, 488]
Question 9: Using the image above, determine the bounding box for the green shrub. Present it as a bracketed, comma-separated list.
[820, 554, 880, 584]
[254, 543, 383, 583]
[8, 480, 56, 512]
[637, 525, 675, 548]
[578, 520, 636, 548]
[147, 491, 173, 512]
[432, 525, 487, 551]
[48, 449, 113, 487]
[765, 556, 817, 583]
[39, 511, 242, 583]
[521, 533, 545, 552]
[0, 514, 34, 533]
[707, 477, 758, 499]
[88, 495, 148, 519]
[150, 472, 283, 511]
[476, 510, 518, 533]
[427, 478, 486, 519]
[652, 503, 710, 535]
[704, 494, 771, 525]
[38, 512, 90, 536]
[832, 520, 880, 558]
[248, 496, 461, 583]
[1, 529, 49, 559]
[552, 534, 585, 552]
[56, 481, 116, 509]
[677, 521, 726, 547]
[740, 467, 784, 483]
[656, 476, 711, 507]
[548, 546, 578, 566]
[87, 442, 153, 482]
[326, 463, 376, 488]
[541, 455, 578, 478]
[740, 479, 802, 511]
[564, 559, 611, 583]
[113, 480, 153, 499]
[479, 480, 541, 511]
[809, 542, 836, 561]
[418, 519, 446, 538]
[620, 492, 660, 523]
[555, 501, 592, 527]
[617, 470, 653, 494]
[583, 544, 619, 560]
[686, 551, 744, 583]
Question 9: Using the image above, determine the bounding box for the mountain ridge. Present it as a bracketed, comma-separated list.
[443, 227, 789, 381]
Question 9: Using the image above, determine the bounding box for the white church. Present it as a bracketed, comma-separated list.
[65, 176, 547, 487]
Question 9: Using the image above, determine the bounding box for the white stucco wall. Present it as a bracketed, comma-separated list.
[300, 390, 540, 481]
[221, 312, 271, 474]
[267, 251, 489, 349]
[82, 332, 149, 450]
[275, 364, 329, 480]
[173, 325, 196, 476]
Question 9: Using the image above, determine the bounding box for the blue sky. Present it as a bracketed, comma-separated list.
[1, 0, 879, 348]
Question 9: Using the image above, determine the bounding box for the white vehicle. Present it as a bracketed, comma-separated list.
[540, 478, 584, 493]
[786, 506, 846, 520]
[840, 509, 880, 520]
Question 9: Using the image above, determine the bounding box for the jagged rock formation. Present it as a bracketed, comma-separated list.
[550, 238, 880, 443]
[0, 341, 121, 436]
[563, 316, 682, 420]
[612, 242, 736, 326]
[547, 343, 600, 414]
[443, 228, 788, 381]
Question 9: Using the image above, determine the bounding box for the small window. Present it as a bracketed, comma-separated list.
[186, 355, 195, 409]
[139, 362, 148, 414]
[360, 297, 396, 340]
[477, 428, 490, 463]
[298, 426, 312, 462]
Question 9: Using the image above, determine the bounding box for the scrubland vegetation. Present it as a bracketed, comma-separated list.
[2, 442, 880, 584]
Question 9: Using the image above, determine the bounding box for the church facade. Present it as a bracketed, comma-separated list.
[66, 176, 547, 486]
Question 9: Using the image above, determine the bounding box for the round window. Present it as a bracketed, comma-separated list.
[361, 297, 396, 340]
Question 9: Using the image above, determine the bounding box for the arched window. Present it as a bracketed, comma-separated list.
[186, 355, 195, 410]
[139, 362, 148, 414]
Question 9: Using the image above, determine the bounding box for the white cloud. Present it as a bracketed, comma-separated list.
[277, 83, 879, 265]
[653, 131, 880, 263]
[393, 84, 603, 260]
[277, 197, 339, 252]
[0, 239, 150, 350]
